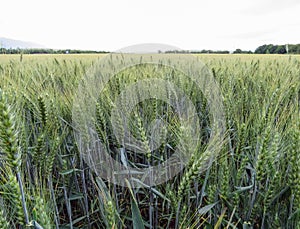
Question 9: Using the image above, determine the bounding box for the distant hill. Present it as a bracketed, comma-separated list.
[0, 37, 45, 49]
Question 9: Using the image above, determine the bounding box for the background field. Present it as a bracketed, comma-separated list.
[0, 54, 299, 228]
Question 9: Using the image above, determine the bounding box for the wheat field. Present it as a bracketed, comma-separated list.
[0, 53, 299, 228]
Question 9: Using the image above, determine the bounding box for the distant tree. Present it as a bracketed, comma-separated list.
[233, 49, 253, 54]
[233, 49, 242, 54]
[275, 45, 287, 54]
[289, 44, 300, 54]
[255, 44, 295, 54]
[255, 45, 264, 54]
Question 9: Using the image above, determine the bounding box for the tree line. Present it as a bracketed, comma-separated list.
[254, 44, 300, 54]
[165, 44, 300, 54]
[1, 44, 300, 54]
[0, 48, 109, 54]
[164, 50, 230, 54]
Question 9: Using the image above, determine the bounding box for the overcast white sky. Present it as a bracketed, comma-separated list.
[1, 0, 300, 51]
